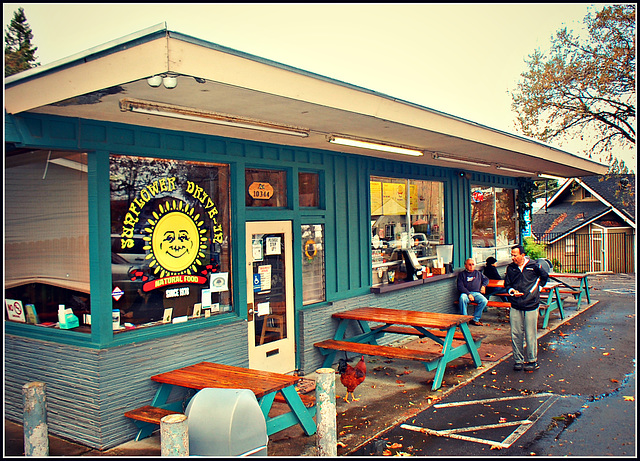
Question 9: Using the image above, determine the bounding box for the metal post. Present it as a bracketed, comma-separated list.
[160, 413, 189, 457]
[22, 381, 49, 457]
[315, 368, 337, 456]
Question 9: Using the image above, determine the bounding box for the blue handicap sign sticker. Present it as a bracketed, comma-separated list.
[253, 274, 261, 292]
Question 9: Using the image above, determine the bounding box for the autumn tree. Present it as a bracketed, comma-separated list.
[511, 5, 636, 161]
[5, 7, 39, 77]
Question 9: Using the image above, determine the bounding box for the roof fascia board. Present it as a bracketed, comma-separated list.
[575, 178, 635, 227]
[547, 208, 613, 243]
[167, 37, 607, 174]
[5, 38, 169, 114]
[5, 23, 168, 87]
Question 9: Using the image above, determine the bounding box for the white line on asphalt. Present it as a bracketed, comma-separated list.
[402, 393, 560, 449]
[433, 392, 554, 408]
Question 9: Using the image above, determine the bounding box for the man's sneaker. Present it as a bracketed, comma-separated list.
[513, 362, 524, 371]
[524, 362, 539, 372]
[469, 320, 483, 326]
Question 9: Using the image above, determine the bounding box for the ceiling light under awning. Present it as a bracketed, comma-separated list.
[119, 98, 310, 138]
[328, 135, 424, 157]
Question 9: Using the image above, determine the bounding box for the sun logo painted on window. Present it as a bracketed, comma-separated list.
[143, 200, 208, 278]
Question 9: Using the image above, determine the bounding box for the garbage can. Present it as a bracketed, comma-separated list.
[185, 388, 268, 456]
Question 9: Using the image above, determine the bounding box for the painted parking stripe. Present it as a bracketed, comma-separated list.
[401, 393, 559, 449]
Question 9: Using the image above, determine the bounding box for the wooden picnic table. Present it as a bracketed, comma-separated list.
[125, 362, 316, 440]
[484, 279, 565, 328]
[547, 273, 591, 308]
[314, 307, 483, 391]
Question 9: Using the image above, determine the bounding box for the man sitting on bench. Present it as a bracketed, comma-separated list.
[457, 258, 489, 326]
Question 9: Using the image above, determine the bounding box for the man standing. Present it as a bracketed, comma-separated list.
[457, 258, 489, 326]
[504, 244, 549, 372]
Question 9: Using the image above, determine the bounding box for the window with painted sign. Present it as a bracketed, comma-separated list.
[110, 155, 232, 330]
[245, 168, 287, 207]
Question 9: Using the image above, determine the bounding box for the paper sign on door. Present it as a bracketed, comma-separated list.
[258, 265, 271, 292]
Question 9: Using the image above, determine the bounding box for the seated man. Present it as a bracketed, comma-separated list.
[457, 258, 489, 326]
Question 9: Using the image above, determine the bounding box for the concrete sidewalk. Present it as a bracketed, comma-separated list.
[5, 273, 629, 457]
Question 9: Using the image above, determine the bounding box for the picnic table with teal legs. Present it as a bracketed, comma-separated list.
[317, 307, 483, 391]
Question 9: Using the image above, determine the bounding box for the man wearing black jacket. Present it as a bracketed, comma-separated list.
[504, 244, 549, 372]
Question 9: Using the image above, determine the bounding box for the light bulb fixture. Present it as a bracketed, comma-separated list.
[162, 76, 178, 89]
[538, 173, 567, 181]
[495, 165, 535, 175]
[119, 98, 310, 137]
[147, 75, 163, 87]
[328, 135, 423, 156]
[431, 153, 492, 167]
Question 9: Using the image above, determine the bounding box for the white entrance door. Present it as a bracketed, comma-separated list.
[246, 221, 295, 373]
[591, 228, 604, 272]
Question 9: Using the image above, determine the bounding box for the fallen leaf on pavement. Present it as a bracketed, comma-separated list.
[387, 443, 403, 449]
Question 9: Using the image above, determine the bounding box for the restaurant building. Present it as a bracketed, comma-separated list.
[4, 24, 608, 449]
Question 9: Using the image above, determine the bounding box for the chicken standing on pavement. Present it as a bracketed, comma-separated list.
[337, 355, 366, 402]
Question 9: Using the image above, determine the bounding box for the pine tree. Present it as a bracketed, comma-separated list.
[5, 7, 39, 77]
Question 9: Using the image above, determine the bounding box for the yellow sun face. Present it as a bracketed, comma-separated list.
[144, 200, 207, 277]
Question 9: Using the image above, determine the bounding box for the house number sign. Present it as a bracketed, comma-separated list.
[248, 182, 274, 200]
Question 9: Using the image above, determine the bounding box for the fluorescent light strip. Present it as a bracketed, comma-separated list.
[496, 165, 535, 175]
[120, 98, 309, 138]
[328, 136, 423, 157]
[432, 153, 492, 168]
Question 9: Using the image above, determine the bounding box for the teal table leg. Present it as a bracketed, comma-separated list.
[431, 327, 456, 391]
[459, 323, 482, 367]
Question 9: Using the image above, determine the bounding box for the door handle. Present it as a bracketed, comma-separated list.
[247, 303, 254, 321]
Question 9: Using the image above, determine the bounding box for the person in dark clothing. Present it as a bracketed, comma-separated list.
[504, 244, 549, 372]
[457, 258, 489, 326]
[483, 256, 508, 298]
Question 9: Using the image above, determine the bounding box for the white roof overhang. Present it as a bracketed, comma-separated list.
[5, 24, 608, 179]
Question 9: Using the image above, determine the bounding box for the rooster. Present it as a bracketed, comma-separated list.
[337, 355, 366, 402]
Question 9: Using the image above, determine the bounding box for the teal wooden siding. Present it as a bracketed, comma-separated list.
[5, 112, 519, 449]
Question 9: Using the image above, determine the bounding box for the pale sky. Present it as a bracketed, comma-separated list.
[4, 3, 635, 170]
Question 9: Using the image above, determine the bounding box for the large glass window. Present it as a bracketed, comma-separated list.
[370, 176, 445, 284]
[5, 151, 91, 330]
[301, 224, 325, 304]
[471, 186, 517, 262]
[110, 155, 231, 330]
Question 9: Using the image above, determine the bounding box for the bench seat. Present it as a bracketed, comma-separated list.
[124, 405, 182, 425]
[371, 325, 486, 342]
[273, 392, 315, 408]
[314, 339, 443, 362]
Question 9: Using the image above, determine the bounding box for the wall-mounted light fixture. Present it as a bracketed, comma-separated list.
[495, 165, 535, 175]
[538, 173, 567, 181]
[119, 98, 310, 137]
[328, 135, 423, 156]
[431, 153, 492, 167]
[146, 74, 178, 89]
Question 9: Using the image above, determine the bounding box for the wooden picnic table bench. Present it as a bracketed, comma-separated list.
[314, 307, 483, 391]
[124, 362, 316, 441]
[466, 280, 565, 328]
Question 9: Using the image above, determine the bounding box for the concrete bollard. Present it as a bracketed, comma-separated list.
[315, 368, 337, 456]
[22, 381, 49, 457]
[160, 413, 189, 456]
